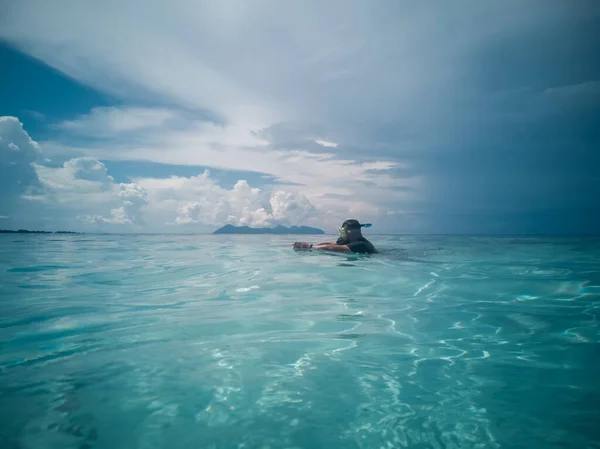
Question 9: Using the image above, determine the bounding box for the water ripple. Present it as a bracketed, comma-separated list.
[0, 234, 599, 448]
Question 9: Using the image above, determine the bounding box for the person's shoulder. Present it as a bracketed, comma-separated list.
[361, 237, 377, 253]
[364, 240, 377, 253]
[348, 239, 377, 254]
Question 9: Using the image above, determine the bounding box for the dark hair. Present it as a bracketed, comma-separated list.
[342, 219, 362, 230]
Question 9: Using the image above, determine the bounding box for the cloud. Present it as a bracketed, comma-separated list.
[315, 139, 338, 148]
[1, 117, 335, 232]
[39, 107, 416, 229]
[63, 157, 114, 184]
[81, 182, 149, 225]
[0, 116, 42, 217]
[32, 157, 125, 230]
[36, 157, 323, 232]
[1, 2, 599, 233]
[0, 1, 560, 130]
[22, 110, 46, 121]
[57, 107, 183, 137]
[146, 174, 318, 229]
[46, 159, 324, 231]
[269, 190, 315, 223]
[46, 105, 269, 154]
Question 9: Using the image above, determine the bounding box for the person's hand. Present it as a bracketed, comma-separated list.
[293, 242, 312, 250]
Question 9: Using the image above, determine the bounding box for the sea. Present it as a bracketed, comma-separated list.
[0, 234, 599, 449]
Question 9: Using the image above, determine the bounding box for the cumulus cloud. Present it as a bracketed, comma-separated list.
[1, 117, 328, 231]
[269, 191, 316, 223]
[64, 157, 114, 184]
[153, 175, 317, 229]
[0, 116, 42, 218]
[73, 172, 318, 230]
[35, 159, 115, 202]
[82, 182, 148, 225]
[174, 203, 202, 225]
[119, 183, 148, 211]
[50, 162, 321, 231]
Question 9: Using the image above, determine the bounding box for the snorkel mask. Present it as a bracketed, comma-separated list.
[339, 223, 372, 240]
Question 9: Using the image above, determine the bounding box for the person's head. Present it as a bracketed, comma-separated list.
[339, 219, 364, 242]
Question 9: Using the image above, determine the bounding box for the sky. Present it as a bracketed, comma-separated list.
[1, 1, 599, 234]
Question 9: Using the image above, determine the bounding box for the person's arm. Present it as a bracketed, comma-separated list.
[292, 241, 351, 252]
[311, 243, 351, 253]
[293, 241, 337, 249]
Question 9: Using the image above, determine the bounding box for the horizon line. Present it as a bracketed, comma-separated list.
[2, 229, 599, 237]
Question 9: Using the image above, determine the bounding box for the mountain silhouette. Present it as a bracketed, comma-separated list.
[213, 224, 325, 235]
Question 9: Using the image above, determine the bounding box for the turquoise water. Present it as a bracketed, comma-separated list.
[0, 234, 599, 449]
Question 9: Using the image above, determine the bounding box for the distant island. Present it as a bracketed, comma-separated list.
[213, 224, 325, 235]
[0, 229, 80, 234]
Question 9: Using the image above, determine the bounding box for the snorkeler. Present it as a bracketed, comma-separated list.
[293, 219, 377, 254]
